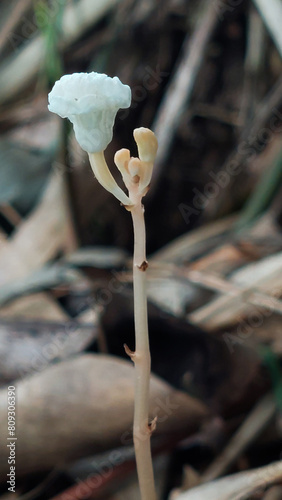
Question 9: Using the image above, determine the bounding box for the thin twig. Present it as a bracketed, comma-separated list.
[0, 0, 120, 104]
[234, 148, 282, 231]
[201, 393, 276, 483]
[150, 0, 221, 193]
[188, 251, 282, 330]
[0, 0, 33, 56]
[151, 214, 236, 264]
[252, 0, 282, 58]
[187, 269, 282, 316]
[207, 73, 282, 219]
[238, 5, 265, 127]
[175, 461, 282, 500]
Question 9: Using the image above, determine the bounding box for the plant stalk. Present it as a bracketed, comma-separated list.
[130, 199, 157, 500]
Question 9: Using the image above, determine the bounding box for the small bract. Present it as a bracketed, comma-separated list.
[48, 72, 131, 153]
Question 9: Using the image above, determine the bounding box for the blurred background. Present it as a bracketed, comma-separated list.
[0, 0, 282, 499]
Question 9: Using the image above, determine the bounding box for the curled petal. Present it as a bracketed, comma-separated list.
[48, 72, 131, 153]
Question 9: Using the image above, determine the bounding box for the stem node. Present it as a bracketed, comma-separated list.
[148, 416, 158, 435]
[138, 260, 149, 271]
[124, 343, 136, 361]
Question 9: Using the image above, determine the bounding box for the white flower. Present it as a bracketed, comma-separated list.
[47, 73, 157, 208]
[48, 72, 131, 153]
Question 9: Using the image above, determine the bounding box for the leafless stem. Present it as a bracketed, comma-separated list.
[129, 198, 156, 500]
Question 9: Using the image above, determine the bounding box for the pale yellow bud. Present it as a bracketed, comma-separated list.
[128, 157, 142, 178]
[114, 148, 131, 185]
[133, 127, 158, 163]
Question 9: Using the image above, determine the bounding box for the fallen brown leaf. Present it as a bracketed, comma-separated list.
[174, 461, 282, 500]
[0, 354, 209, 478]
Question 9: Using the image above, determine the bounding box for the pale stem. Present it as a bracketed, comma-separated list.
[90, 149, 156, 498]
[130, 199, 157, 500]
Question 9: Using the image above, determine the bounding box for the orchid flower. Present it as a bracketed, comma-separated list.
[48, 72, 157, 209]
[48, 71, 133, 206]
[48, 70, 158, 500]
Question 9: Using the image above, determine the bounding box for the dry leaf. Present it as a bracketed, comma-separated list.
[0, 354, 209, 478]
[174, 461, 282, 500]
[0, 172, 70, 288]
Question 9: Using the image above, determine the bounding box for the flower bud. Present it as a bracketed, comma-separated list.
[133, 128, 158, 163]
